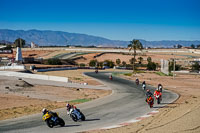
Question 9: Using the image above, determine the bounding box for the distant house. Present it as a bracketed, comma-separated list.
[182, 46, 192, 49]
[31, 42, 39, 48]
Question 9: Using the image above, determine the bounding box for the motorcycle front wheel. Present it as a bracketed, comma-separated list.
[46, 119, 54, 128]
[71, 114, 78, 122]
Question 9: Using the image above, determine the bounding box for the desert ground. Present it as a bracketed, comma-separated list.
[0, 75, 111, 120]
[0, 48, 200, 132]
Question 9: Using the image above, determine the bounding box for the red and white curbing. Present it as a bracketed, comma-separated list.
[101, 110, 159, 130]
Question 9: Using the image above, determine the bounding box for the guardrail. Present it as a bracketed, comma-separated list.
[0, 71, 68, 82]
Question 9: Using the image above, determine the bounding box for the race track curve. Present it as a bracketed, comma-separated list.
[0, 72, 178, 133]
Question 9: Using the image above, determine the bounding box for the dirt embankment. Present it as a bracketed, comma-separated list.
[0, 75, 111, 120]
[87, 72, 200, 133]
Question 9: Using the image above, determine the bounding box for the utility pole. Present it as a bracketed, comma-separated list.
[173, 49, 176, 79]
[173, 58, 175, 79]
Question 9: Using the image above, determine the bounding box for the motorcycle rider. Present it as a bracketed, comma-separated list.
[142, 81, 146, 90]
[42, 108, 57, 117]
[109, 74, 113, 80]
[136, 78, 139, 85]
[158, 83, 163, 92]
[66, 103, 77, 115]
[95, 68, 98, 73]
[154, 88, 162, 99]
[145, 89, 153, 99]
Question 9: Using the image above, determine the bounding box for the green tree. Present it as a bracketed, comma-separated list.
[14, 38, 26, 48]
[169, 60, 182, 72]
[79, 63, 85, 67]
[98, 62, 103, 68]
[116, 58, 121, 66]
[191, 62, 200, 71]
[177, 44, 182, 49]
[46, 58, 62, 65]
[147, 57, 152, 63]
[104, 60, 115, 68]
[147, 62, 157, 71]
[122, 61, 126, 67]
[138, 57, 143, 64]
[89, 60, 98, 67]
[128, 39, 143, 72]
[129, 58, 136, 65]
[191, 44, 195, 49]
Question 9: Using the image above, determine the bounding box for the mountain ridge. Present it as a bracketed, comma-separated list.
[0, 29, 199, 47]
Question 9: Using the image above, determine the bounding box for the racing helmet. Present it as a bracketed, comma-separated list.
[66, 103, 70, 108]
[42, 108, 47, 114]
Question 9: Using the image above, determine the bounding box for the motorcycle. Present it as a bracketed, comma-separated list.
[109, 75, 113, 80]
[146, 96, 154, 108]
[136, 79, 139, 86]
[43, 112, 65, 128]
[68, 108, 85, 122]
[95, 69, 98, 73]
[155, 93, 162, 104]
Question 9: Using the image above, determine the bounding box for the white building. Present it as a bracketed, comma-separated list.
[31, 42, 38, 48]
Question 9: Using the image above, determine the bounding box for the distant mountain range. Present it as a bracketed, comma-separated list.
[0, 29, 200, 48]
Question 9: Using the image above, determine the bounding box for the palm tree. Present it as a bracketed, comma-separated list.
[138, 56, 143, 64]
[14, 38, 26, 48]
[128, 39, 143, 72]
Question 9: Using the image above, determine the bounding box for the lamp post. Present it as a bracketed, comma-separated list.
[173, 49, 176, 79]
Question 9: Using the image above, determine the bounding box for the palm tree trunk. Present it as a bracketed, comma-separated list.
[133, 49, 136, 73]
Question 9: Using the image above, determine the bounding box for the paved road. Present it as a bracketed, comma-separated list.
[0, 72, 178, 133]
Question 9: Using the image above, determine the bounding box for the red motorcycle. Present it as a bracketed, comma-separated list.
[146, 96, 154, 108]
[109, 75, 113, 80]
[154, 92, 162, 104]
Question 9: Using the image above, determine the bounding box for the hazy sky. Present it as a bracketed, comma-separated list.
[1, 0, 200, 41]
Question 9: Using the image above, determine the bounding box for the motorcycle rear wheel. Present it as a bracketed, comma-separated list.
[59, 118, 65, 127]
[80, 112, 85, 121]
[157, 98, 160, 104]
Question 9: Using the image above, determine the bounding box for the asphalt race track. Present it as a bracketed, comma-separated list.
[0, 72, 178, 133]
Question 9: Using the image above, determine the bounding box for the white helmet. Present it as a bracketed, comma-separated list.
[42, 108, 47, 114]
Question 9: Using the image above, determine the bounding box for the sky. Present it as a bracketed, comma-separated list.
[0, 0, 200, 41]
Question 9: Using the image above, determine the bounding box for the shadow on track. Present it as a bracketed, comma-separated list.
[153, 106, 176, 109]
[54, 124, 81, 128]
[85, 118, 100, 121]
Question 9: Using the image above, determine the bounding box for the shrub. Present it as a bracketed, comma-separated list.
[147, 57, 152, 63]
[46, 58, 62, 65]
[89, 60, 98, 67]
[147, 61, 157, 70]
[103, 60, 115, 68]
[79, 63, 86, 67]
[191, 62, 200, 71]
[169, 61, 182, 72]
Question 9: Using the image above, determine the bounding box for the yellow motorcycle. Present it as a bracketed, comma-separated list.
[42, 112, 65, 128]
